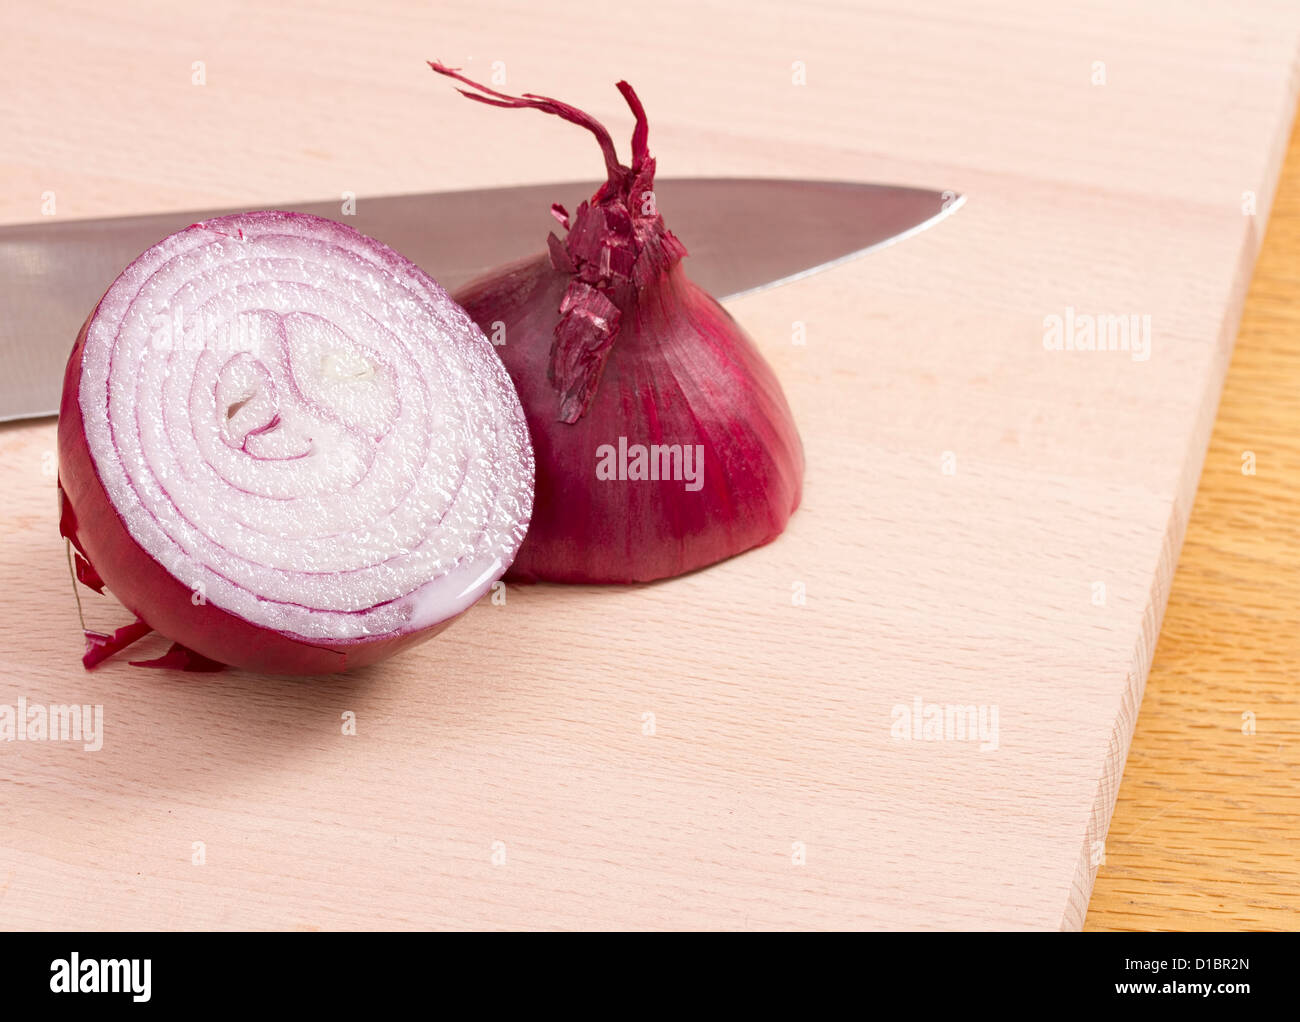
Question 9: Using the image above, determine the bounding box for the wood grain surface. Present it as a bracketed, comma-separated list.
[1, 0, 1298, 930]
[1084, 110, 1300, 932]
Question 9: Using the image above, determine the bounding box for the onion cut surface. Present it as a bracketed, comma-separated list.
[58, 211, 533, 674]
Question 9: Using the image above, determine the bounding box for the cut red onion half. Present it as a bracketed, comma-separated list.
[429, 64, 804, 583]
[58, 211, 533, 674]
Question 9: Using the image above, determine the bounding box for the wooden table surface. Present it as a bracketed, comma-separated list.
[1084, 111, 1300, 932]
[2, 0, 1298, 931]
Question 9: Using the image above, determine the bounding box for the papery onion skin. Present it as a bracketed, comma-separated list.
[435, 65, 804, 583]
[58, 212, 533, 674]
[457, 257, 803, 583]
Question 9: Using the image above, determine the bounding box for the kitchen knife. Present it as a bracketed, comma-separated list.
[0, 179, 963, 420]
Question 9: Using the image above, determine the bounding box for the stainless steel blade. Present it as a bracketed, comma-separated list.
[0, 179, 962, 420]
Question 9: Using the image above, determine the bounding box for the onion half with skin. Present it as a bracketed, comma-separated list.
[430, 64, 805, 584]
[58, 211, 533, 674]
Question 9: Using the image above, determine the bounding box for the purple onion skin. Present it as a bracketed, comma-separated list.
[456, 256, 804, 584]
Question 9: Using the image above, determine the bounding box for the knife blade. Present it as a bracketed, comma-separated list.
[0, 179, 962, 421]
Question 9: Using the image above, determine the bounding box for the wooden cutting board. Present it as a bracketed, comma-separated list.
[2, 0, 1297, 930]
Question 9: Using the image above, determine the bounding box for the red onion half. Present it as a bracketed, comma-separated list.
[430, 64, 805, 584]
[58, 211, 533, 674]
